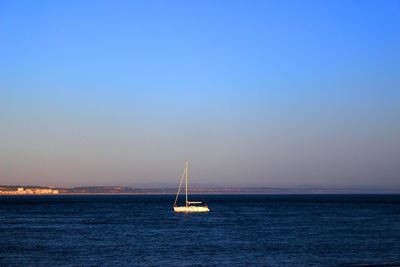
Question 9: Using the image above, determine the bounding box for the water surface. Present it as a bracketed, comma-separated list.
[1, 195, 399, 266]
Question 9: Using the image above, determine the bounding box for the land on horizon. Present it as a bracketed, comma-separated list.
[1, 185, 399, 195]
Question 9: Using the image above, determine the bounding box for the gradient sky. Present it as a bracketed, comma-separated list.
[0, 0, 399, 188]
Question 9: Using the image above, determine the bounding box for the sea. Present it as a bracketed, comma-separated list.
[0, 194, 400, 266]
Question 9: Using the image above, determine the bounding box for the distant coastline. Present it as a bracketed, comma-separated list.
[1, 185, 399, 195]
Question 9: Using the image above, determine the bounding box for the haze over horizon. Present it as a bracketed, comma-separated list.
[1, 0, 399, 188]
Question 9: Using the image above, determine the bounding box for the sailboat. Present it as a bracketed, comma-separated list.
[173, 161, 210, 212]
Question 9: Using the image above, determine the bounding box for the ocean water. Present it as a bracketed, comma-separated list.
[0, 195, 400, 266]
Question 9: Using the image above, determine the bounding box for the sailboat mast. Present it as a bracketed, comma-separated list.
[185, 160, 188, 207]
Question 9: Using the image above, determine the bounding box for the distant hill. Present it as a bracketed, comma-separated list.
[1, 185, 400, 194]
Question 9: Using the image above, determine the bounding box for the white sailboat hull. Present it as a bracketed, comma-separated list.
[174, 206, 210, 213]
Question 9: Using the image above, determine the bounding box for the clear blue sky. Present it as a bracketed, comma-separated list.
[0, 0, 399, 188]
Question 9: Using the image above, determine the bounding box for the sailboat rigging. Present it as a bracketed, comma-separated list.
[173, 161, 210, 212]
